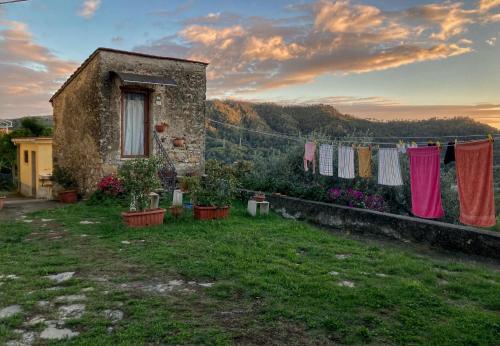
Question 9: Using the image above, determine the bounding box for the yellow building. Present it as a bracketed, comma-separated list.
[12, 137, 53, 199]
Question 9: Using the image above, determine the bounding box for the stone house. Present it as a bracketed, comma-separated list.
[50, 48, 207, 194]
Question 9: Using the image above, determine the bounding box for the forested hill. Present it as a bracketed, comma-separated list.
[207, 100, 496, 139]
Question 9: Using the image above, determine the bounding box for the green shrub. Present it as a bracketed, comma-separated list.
[190, 160, 238, 207]
[52, 166, 77, 190]
[118, 157, 161, 211]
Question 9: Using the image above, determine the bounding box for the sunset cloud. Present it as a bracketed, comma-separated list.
[0, 19, 76, 117]
[79, 0, 101, 19]
[137, 0, 476, 97]
[314, 0, 383, 33]
[479, 0, 500, 12]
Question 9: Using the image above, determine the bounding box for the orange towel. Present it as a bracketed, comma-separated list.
[358, 147, 372, 178]
[455, 140, 496, 227]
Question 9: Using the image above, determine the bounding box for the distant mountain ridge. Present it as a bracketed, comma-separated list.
[207, 100, 497, 139]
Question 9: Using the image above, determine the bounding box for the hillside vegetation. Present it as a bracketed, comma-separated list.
[206, 100, 499, 165]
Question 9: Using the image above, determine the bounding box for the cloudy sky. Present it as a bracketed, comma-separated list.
[1, 0, 499, 128]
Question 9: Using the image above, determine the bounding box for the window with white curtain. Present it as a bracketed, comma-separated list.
[122, 92, 147, 157]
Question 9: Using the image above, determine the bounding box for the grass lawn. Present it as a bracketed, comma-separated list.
[1, 200, 500, 345]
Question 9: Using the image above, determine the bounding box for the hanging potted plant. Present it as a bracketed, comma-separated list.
[173, 137, 185, 147]
[190, 161, 237, 220]
[119, 157, 165, 227]
[52, 167, 78, 203]
[155, 122, 169, 133]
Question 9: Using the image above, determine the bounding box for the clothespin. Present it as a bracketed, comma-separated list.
[488, 134, 494, 143]
[436, 141, 441, 149]
[411, 141, 417, 147]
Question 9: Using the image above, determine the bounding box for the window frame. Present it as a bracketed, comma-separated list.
[120, 88, 150, 158]
[24, 150, 29, 163]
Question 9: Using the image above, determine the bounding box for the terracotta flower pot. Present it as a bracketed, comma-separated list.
[193, 205, 229, 220]
[58, 190, 78, 204]
[0, 196, 5, 210]
[173, 138, 185, 147]
[254, 193, 266, 202]
[169, 206, 184, 218]
[155, 123, 168, 133]
[122, 208, 166, 227]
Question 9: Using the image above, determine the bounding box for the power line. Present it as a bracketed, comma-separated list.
[207, 118, 500, 148]
[0, 0, 29, 4]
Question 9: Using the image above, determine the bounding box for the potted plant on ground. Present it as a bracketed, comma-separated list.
[52, 167, 78, 203]
[190, 161, 238, 220]
[119, 157, 165, 227]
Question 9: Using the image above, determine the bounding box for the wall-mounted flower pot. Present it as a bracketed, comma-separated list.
[155, 123, 169, 133]
[173, 138, 185, 147]
[193, 205, 229, 220]
[0, 196, 5, 210]
[58, 190, 78, 204]
[122, 208, 166, 227]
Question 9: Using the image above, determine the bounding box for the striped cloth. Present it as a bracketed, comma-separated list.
[338, 146, 355, 179]
[378, 148, 403, 186]
[319, 144, 334, 176]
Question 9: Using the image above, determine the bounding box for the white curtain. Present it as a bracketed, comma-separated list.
[123, 93, 145, 156]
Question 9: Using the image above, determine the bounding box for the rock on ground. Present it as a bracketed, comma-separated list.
[103, 309, 124, 324]
[58, 304, 85, 320]
[338, 280, 355, 288]
[40, 327, 79, 340]
[46, 272, 75, 283]
[0, 305, 22, 319]
[55, 295, 86, 303]
[6, 330, 37, 346]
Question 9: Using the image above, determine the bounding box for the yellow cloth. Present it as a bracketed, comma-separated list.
[358, 147, 372, 178]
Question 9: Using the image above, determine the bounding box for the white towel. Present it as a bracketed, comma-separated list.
[338, 146, 355, 179]
[378, 148, 403, 186]
[319, 144, 334, 176]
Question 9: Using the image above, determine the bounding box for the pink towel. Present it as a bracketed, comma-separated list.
[304, 142, 316, 173]
[408, 146, 444, 219]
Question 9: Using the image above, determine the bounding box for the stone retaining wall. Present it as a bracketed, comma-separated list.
[241, 190, 500, 260]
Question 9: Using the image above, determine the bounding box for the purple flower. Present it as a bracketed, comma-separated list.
[328, 187, 342, 200]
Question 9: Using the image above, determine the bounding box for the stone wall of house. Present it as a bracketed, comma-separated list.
[52, 55, 104, 195]
[98, 51, 207, 176]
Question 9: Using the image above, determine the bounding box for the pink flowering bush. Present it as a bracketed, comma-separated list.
[327, 187, 388, 212]
[97, 174, 124, 197]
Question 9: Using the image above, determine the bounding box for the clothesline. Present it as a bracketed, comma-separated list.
[207, 119, 500, 148]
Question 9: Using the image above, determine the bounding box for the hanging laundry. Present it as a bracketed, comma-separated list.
[338, 146, 355, 179]
[396, 142, 407, 154]
[319, 144, 334, 176]
[444, 141, 455, 164]
[304, 141, 316, 173]
[357, 146, 372, 178]
[407, 146, 444, 219]
[455, 140, 496, 227]
[378, 148, 403, 186]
